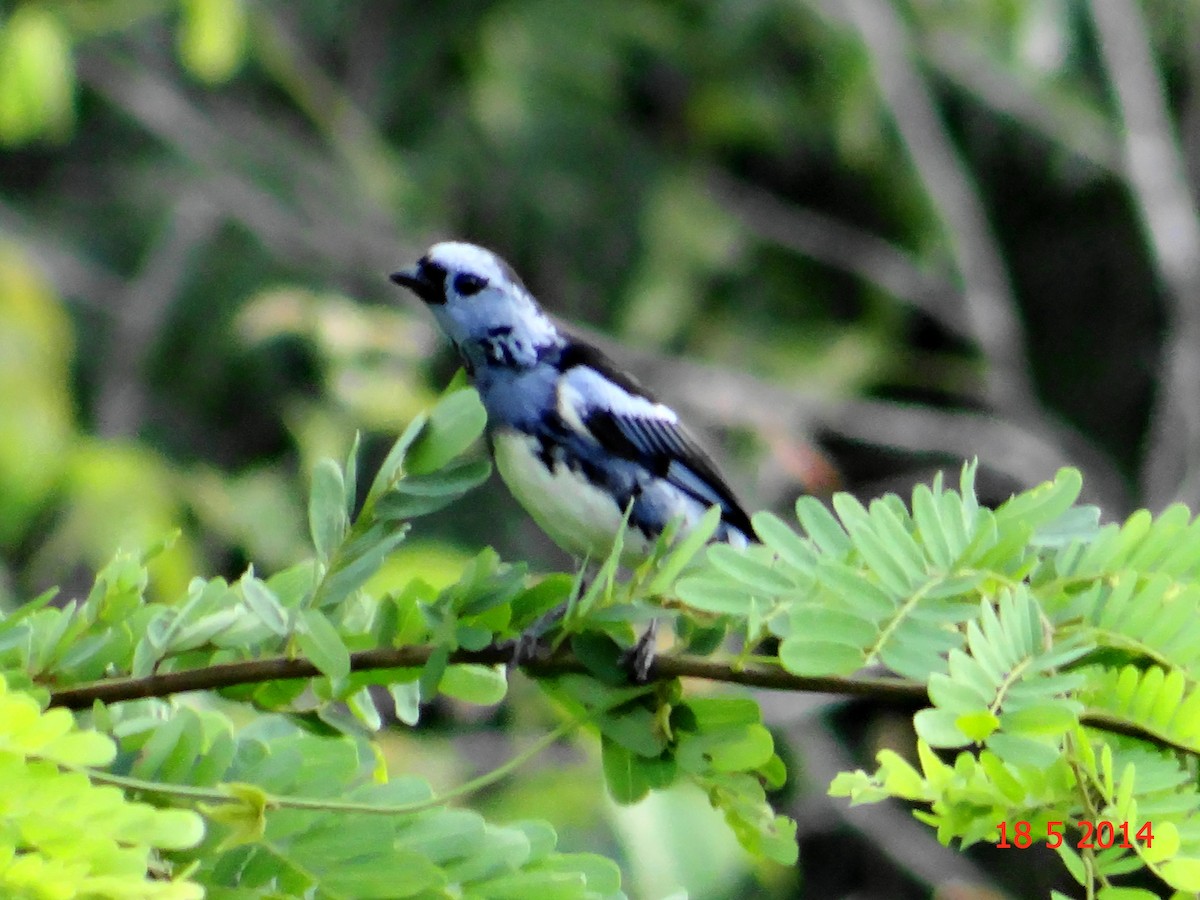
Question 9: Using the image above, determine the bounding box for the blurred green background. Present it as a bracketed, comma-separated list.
[2, 0, 1198, 896]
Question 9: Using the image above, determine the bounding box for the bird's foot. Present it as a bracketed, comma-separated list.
[620, 619, 660, 684]
[504, 605, 568, 668]
[506, 629, 548, 667]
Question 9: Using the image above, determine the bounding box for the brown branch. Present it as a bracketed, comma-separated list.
[46, 644, 926, 710]
[42, 645, 1190, 753]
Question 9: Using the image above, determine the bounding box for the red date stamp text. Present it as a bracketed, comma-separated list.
[996, 820, 1153, 849]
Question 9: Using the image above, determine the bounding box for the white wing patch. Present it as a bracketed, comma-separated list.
[557, 365, 677, 438]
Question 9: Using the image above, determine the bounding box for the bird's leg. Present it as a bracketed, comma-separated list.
[508, 605, 566, 666]
[621, 618, 660, 683]
[508, 566, 592, 666]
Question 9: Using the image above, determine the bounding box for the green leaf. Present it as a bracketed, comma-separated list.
[835, 502, 915, 596]
[0, 6, 75, 144]
[676, 724, 774, 773]
[779, 636, 863, 676]
[600, 737, 650, 804]
[343, 430, 361, 516]
[570, 632, 628, 685]
[913, 708, 968, 748]
[596, 703, 667, 758]
[394, 458, 493, 497]
[1140, 820, 1179, 864]
[393, 807, 483, 862]
[439, 664, 508, 705]
[440, 824, 532, 883]
[511, 575, 573, 629]
[984, 732, 1058, 768]
[161, 708, 204, 783]
[1055, 843, 1087, 886]
[789, 605, 876, 648]
[912, 482, 955, 570]
[993, 467, 1083, 534]
[866, 497, 927, 582]
[376, 459, 494, 520]
[681, 697, 763, 730]
[308, 458, 348, 563]
[706, 543, 797, 594]
[645, 504, 722, 595]
[750, 510, 816, 574]
[375, 489, 467, 520]
[143, 807, 206, 849]
[131, 709, 189, 779]
[318, 524, 410, 607]
[347, 686, 383, 730]
[192, 728, 236, 787]
[953, 711, 999, 741]
[674, 573, 748, 614]
[178, 0, 247, 83]
[470, 870, 586, 899]
[928, 672, 991, 711]
[796, 495, 852, 558]
[999, 703, 1077, 737]
[240, 571, 290, 637]
[130, 608, 171, 677]
[420, 645, 450, 700]
[297, 609, 351, 680]
[405, 388, 488, 475]
[814, 561, 894, 620]
[1157, 859, 1200, 891]
[390, 680, 421, 726]
[1096, 888, 1162, 900]
[1032, 504, 1101, 548]
[535, 853, 622, 895]
[367, 411, 428, 502]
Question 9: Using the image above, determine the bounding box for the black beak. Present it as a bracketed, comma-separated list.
[389, 262, 446, 305]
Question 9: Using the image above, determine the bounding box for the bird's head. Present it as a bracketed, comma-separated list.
[391, 242, 560, 368]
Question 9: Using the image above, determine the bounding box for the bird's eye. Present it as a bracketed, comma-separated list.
[453, 273, 488, 296]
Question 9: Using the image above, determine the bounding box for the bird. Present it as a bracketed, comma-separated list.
[389, 241, 756, 572]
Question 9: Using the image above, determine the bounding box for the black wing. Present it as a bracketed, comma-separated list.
[557, 339, 755, 538]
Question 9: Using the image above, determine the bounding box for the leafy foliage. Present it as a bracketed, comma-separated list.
[3, 383, 796, 897]
[671, 458, 1200, 895]
[103, 701, 622, 899]
[0, 385, 636, 898]
[16, 372, 1200, 897]
[0, 675, 203, 899]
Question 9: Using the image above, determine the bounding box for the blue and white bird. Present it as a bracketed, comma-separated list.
[390, 241, 755, 568]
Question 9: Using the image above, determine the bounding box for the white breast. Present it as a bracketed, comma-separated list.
[491, 429, 653, 565]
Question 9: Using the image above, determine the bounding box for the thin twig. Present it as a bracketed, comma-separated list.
[83, 712, 588, 816]
[78, 48, 410, 275]
[0, 201, 126, 305]
[1089, 0, 1200, 509]
[96, 191, 221, 438]
[921, 34, 1122, 176]
[838, 0, 1038, 417]
[706, 170, 968, 337]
